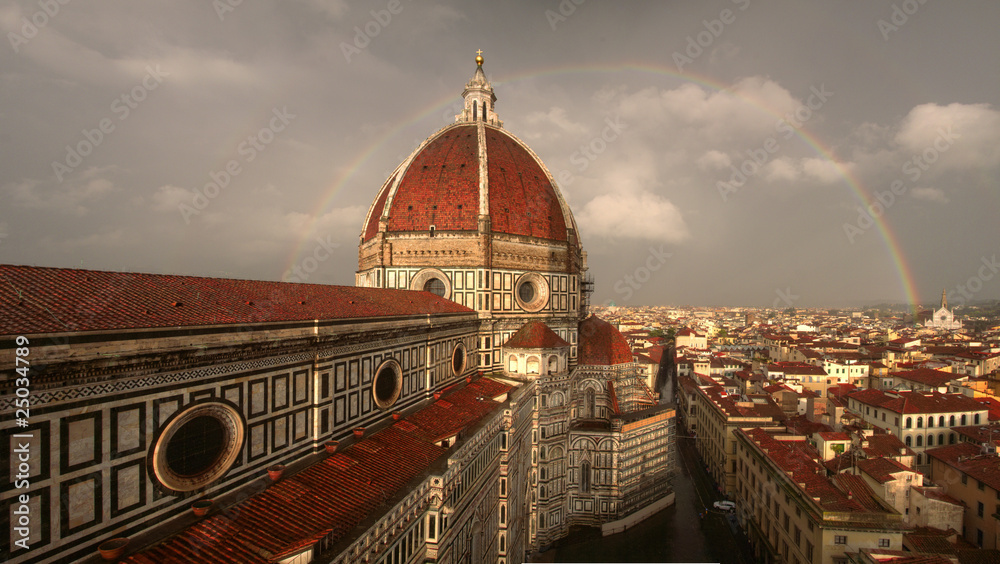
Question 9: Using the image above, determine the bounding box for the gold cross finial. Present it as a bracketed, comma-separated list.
[475, 49, 484, 66]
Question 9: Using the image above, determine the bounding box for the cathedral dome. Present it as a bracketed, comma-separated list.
[356, 54, 587, 373]
[360, 55, 578, 246]
[578, 315, 634, 366]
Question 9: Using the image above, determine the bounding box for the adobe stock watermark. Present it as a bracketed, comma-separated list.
[283, 235, 341, 283]
[340, 0, 410, 63]
[613, 245, 673, 302]
[553, 116, 627, 187]
[213, 0, 244, 21]
[7, 0, 72, 53]
[51, 65, 169, 182]
[842, 125, 958, 244]
[772, 287, 799, 309]
[717, 84, 833, 202]
[545, 0, 587, 31]
[947, 255, 1000, 308]
[877, 0, 931, 41]
[178, 107, 295, 224]
[672, 0, 750, 73]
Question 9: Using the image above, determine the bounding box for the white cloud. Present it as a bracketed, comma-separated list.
[525, 106, 588, 136]
[578, 190, 688, 243]
[1, 174, 116, 215]
[763, 157, 799, 183]
[911, 187, 949, 203]
[696, 150, 731, 171]
[151, 185, 195, 212]
[800, 157, 844, 184]
[609, 77, 801, 143]
[894, 103, 1000, 169]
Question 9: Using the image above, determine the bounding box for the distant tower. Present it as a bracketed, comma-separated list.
[941, 288, 948, 311]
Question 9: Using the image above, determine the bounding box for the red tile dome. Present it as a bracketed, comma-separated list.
[577, 315, 634, 366]
[361, 56, 578, 246]
[362, 123, 573, 243]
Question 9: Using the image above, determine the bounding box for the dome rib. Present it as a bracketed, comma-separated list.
[361, 123, 574, 244]
[385, 125, 480, 234]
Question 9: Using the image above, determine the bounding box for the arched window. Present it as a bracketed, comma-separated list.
[975, 414, 981, 424]
[927, 435, 934, 446]
[905, 436, 912, 447]
[939, 416, 945, 427]
[917, 453, 922, 465]
[961, 414, 967, 425]
[481, 101, 486, 120]
[547, 356, 558, 374]
[939, 433, 945, 445]
[905, 417, 912, 429]
[916, 417, 922, 428]
[526, 356, 540, 374]
[472, 102, 477, 121]
[950, 415, 956, 426]
[927, 417, 934, 428]
[916, 435, 923, 447]
[949, 433, 956, 444]
[581, 461, 591, 493]
[508, 355, 517, 373]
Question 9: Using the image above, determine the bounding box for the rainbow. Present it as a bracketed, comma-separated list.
[285, 61, 920, 313]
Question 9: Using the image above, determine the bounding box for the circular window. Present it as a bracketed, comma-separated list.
[150, 402, 245, 493]
[372, 359, 402, 409]
[452, 343, 467, 376]
[410, 268, 452, 300]
[514, 273, 549, 313]
[518, 282, 536, 303]
[166, 415, 225, 477]
[424, 278, 447, 297]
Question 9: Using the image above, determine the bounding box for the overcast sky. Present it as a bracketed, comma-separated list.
[2, 1, 998, 308]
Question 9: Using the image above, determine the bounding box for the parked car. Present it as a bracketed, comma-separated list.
[713, 501, 736, 511]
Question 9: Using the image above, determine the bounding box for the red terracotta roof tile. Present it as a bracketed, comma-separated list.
[485, 128, 568, 242]
[363, 124, 570, 243]
[578, 315, 633, 366]
[891, 368, 955, 388]
[0, 265, 473, 335]
[503, 320, 570, 349]
[385, 126, 480, 235]
[926, 443, 1000, 492]
[856, 457, 918, 484]
[124, 378, 513, 564]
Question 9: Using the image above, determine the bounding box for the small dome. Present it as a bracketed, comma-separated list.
[578, 315, 633, 366]
[503, 320, 570, 349]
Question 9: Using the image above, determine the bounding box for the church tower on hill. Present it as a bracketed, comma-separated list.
[358, 54, 587, 374]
